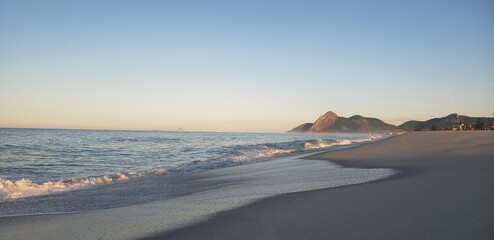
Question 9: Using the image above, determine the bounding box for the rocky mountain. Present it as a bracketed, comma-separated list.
[290, 111, 493, 133]
[308, 111, 339, 132]
[289, 111, 396, 133]
[399, 114, 494, 131]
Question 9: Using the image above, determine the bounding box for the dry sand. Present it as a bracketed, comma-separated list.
[145, 131, 494, 240]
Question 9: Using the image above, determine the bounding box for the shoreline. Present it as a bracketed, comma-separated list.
[2, 131, 492, 239]
[0, 137, 395, 240]
[0, 131, 374, 203]
[144, 131, 494, 240]
[0, 137, 377, 218]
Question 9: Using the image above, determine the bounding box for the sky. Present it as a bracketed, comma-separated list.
[1, 0, 493, 132]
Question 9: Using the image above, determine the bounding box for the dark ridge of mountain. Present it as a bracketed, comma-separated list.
[289, 111, 396, 133]
[290, 123, 313, 132]
[348, 115, 397, 132]
[290, 112, 494, 133]
[401, 114, 494, 131]
[397, 121, 422, 131]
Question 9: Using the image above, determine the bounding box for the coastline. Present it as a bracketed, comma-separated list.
[0, 138, 394, 240]
[0, 130, 373, 203]
[144, 131, 494, 240]
[1, 131, 492, 239]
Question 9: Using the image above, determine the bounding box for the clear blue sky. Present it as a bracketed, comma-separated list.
[1, 0, 493, 132]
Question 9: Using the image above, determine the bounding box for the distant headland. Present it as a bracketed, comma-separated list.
[289, 111, 494, 133]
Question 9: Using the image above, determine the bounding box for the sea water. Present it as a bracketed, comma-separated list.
[0, 128, 394, 219]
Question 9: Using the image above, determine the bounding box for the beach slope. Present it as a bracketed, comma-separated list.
[147, 131, 494, 240]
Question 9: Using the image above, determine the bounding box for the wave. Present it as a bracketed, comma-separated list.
[0, 168, 167, 201]
[0, 176, 116, 201]
[304, 139, 352, 149]
[0, 137, 372, 201]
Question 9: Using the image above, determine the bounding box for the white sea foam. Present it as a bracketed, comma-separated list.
[0, 169, 169, 201]
[0, 154, 398, 240]
[0, 145, 312, 201]
[303, 138, 365, 149]
[0, 138, 371, 202]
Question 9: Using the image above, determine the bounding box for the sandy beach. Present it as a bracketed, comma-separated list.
[1, 131, 493, 240]
[0, 138, 394, 240]
[145, 131, 494, 240]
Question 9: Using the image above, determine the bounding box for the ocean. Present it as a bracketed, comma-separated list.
[0, 128, 396, 222]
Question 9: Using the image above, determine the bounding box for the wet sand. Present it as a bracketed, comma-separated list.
[0, 145, 394, 240]
[145, 131, 494, 240]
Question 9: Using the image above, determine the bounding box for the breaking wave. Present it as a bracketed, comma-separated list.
[0, 169, 167, 201]
[303, 139, 353, 149]
[0, 137, 374, 201]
